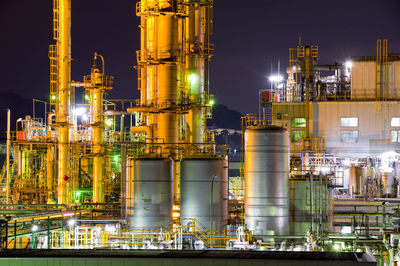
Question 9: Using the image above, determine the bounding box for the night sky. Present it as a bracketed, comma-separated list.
[1, 0, 400, 115]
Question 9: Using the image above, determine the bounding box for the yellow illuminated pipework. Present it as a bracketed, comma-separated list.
[56, 0, 72, 204]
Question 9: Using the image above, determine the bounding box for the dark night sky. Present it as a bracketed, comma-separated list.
[1, 0, 400, 115]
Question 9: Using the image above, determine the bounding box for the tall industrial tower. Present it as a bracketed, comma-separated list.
[49, 0, 72, 204]
[130, 0, 214, 148]
[127, 0, 227, 233]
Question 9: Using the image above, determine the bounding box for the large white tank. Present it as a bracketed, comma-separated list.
[127, 158, 173, 229]
[381, 171, 395, 197]
[244, 126, 290, 237]
[180, 158, 228, 231]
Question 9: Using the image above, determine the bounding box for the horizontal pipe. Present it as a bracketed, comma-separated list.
[127, 106, 156, 113]
[130, 126, 153, 139]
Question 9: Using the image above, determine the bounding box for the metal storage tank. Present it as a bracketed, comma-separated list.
[289, 178, 333, 236]
[126, 158, 173, 229]
[381, 171, 395, 197]
[180, 158, 228, 232]
[244, 126, 289, 237]
[349, 166, 367, 196]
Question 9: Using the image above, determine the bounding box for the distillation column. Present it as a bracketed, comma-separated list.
[185, 1, 213, 144]
[92, 91, 104, 203]
[86, 54, 112, 203]
[127, 0, 185, 228]
[56, 0, 72, 204]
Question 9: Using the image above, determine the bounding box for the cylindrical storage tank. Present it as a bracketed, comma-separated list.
[349, 166, 367, 196]
[381, 171, 395, 197]
[289, 178, 334, 236]
[127, 158, 173, 229]
[180, 158, 228, 231]
[244, 126, 289, 237]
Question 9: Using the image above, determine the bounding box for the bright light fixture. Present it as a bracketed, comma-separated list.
[269, 75, 283, 82]
[340, 226, 351, 234]
[32, 225, 39, 232]
[68, 219, 76, 227]
[345, 61, 353, 69]
[105, 119, 113, 127]
[72, 107, 87, 116]
[188, 73, 198, 86]
[209, 99, 215, 106]
[105, 224, 116, 233]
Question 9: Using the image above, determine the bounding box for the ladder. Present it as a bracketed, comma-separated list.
[49, 0, 60, 109]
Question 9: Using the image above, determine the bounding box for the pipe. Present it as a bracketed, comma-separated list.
[130, 126, 152, 140]
[92, 75, 104, 203]
[57, 0, 72, 204]
[46, 145, 54, 203]
[6, 109, 10, 204]
[126, 106, 156, 113]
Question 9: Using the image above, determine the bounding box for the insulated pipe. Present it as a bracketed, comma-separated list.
[92, 75, 104, 203]
[127, 106, 156, 113]
[57, 0, 71, 204]
[130, 125, 153, 140]
[46, 145, 54, 203]
[6, 109, 10, 204]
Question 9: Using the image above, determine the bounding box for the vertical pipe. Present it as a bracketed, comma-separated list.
[57, 0, 71, 204]
[47, 145, 54, 203]
[6, 109, 10, 204]
[13, 221, 16, 249]
[92, 88, 104, 203]
[304, 47, 311, 138]
[120, 144, 127, 220]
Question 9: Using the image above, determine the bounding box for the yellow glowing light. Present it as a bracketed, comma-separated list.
[209, 99, 215, 106]
[172, 212, 180, 218]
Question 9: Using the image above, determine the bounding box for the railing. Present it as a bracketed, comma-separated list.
[241, 113, 270, 129]
[136, 1, 188, 16]
[43, 218, 253, 250]
[302, 137, 325, 152]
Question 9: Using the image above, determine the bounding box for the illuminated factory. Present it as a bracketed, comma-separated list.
[0, 0, 399, 265]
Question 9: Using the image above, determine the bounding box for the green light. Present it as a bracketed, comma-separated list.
[113, 155, 119, 162]
[51, 95, 56, 101]
[85, 94, 90, 100]
[2, 188, 6, 192]
[188, 73, 198, 86]
[105, 119, 113, 127]
[209, 99, 215, 106]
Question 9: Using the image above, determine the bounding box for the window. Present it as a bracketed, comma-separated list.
[292, 118, 306, 128]
[391, 117, 400, 127]
[340, 117, 358, 127]
[391, 131, 400, 143]
[291, 130, 305, 143]
[340, 130, 358, 143]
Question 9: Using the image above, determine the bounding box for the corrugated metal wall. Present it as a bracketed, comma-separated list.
[351, 61, 400, 100]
